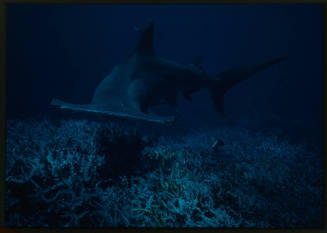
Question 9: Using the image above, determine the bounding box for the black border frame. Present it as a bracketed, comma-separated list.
[0, 1, 326, 232]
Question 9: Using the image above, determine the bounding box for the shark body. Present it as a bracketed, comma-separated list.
[51, 21, 287, 124]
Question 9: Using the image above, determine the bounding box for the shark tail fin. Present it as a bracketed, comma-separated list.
[210, 56, 288, 116]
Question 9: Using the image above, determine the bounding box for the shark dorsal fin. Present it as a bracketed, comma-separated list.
[135, 21, 155, 56]
[192, 56, 203, 67]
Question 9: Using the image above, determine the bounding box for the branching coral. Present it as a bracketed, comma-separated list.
[5, 119, 323, 228]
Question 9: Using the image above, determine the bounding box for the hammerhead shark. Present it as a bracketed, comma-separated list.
[51, 21, 287, 124]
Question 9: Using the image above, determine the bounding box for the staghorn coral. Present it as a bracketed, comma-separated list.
[5, 118, 323, 227]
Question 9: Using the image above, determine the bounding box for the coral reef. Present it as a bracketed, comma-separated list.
[5, 119, 323, 227]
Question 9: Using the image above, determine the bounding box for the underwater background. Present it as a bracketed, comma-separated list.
[5, 4, 323, 227]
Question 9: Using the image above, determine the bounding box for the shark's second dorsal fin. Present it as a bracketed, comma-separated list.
[135, 21, 155, 56]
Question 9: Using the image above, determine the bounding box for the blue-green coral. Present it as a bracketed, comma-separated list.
[5, 119, 323, 227]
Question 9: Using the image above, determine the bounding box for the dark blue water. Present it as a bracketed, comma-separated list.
[7, 4, 323, 140]
[5, 4, 324, 228]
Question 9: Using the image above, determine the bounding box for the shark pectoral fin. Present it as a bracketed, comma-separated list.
[51, 98, 175, 124]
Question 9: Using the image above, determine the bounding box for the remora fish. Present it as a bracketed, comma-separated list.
[51, 21, 287, 124]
